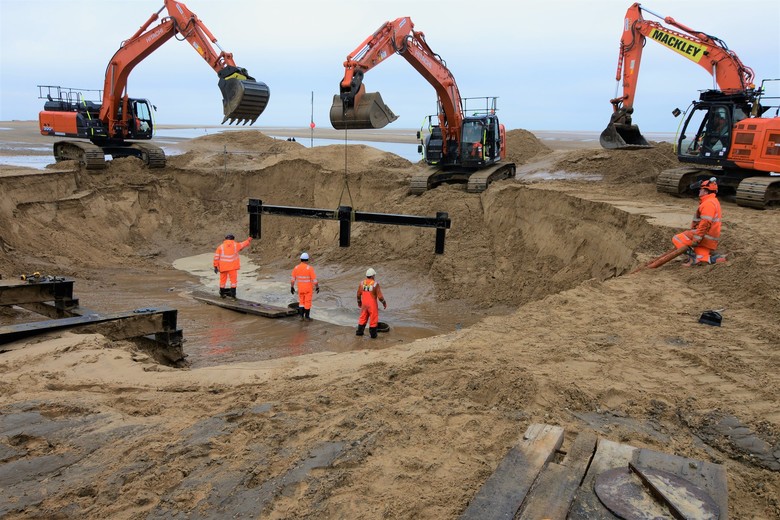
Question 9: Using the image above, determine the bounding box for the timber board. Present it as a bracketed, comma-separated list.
[462, 425, 728, 519]
[191, 290, 297, 318]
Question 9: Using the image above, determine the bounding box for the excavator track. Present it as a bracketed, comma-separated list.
[735, 176, 780, 209]
[409, 162, 516, 195]
[466, 163, 517, 193]
[127, 143, 166, 168]
[656, 167, 706, 197]
[53, 140, 106, 170]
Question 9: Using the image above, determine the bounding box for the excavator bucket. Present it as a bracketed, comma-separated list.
[219, 74, 270, 125]
[599, 122, 652, 149]
[329, 92, 399, 130]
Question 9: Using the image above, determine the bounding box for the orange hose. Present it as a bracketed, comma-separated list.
[630, 246, 688, 274]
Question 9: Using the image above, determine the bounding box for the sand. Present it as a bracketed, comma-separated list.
[0, 121, 778, 519]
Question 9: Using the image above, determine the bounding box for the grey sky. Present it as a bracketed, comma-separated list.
[1, 0, 778, 132]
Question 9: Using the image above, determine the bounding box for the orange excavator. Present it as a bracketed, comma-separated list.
[601, 3, 780, 208]
[329, 17, 515, 194]
[38, 0, 270, 170]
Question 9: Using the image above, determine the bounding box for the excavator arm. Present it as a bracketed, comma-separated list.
[330, 16, 463, 148]
[100, 0, 269, 138]
[601, 2, 755, 149]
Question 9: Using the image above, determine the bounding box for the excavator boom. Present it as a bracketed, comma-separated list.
[602, 2, 754, 149]
[102, 0, 269, 132]
[329, 16, 463, 142]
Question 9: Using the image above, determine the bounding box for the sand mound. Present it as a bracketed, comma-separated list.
[505, 129, 552, 165]
[548, 141, 678, 184]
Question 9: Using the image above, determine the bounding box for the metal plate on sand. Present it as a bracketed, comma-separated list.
[594, 465, 719, 520]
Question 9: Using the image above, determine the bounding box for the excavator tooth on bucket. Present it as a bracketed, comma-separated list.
[329, 92, 398, 130]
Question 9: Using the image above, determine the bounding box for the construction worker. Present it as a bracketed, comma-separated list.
[213, 234, 252, 299]
[671, 177, 726, 266]
[356, 268, 387, 339]
[290, 252, 319, 321]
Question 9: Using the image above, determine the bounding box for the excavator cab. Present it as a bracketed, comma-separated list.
[460, 116, 500, 168]
[127, 99, 154, 139]
[678, 100, 746, 163]
[217, 66, 270, 125]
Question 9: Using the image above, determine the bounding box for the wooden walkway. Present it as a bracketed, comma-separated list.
[461, 423, 727, 519]
[191, 290, 297, 318]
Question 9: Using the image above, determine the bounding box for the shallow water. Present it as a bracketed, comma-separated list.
[61, 253, 479, 368]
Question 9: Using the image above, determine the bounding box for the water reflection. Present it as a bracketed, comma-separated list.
[171, 251, 467, 367]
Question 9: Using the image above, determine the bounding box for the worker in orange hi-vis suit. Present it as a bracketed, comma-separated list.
[356, 268, 387, 339]
[213, 234, 252, 299]
[671, 177, 726, 266]
[290, 252, 319, 321]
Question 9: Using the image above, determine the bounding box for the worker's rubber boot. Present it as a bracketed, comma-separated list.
[298, 307, 305, 321]
[369, 327, 378, 339]
[304, 309, 312, 321]
[219, 288, 227, 299]
[229, 288, 237, 299]
[710, 253, 727, 264]
[356, 324, 365, 336]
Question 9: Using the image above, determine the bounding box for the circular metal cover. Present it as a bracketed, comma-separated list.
[594, 466, 720, 520]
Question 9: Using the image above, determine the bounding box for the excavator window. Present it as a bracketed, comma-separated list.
[702, 107, 731, 155]
[681, 105, 732, 158]
[132, 100, 153, 137]
[680, 108, 709, 156]
[462, 121, 483, 144]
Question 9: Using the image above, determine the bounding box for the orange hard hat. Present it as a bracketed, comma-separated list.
[690, 177, 718, 193]
[700, 177, 718, 193]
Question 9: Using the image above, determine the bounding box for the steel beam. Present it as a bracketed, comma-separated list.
[247, 199, 451, 254]
[0, 307, 182, 347]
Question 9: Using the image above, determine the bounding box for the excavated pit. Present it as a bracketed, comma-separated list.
[2, 125, 780, 519]
[0, 129, 670, 367]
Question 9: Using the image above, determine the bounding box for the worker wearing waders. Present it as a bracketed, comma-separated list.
[291, 252, 319, 321]
[356, 268, 386, 339]
[672, 177, 726, 266]
[213, 234, 252, 299]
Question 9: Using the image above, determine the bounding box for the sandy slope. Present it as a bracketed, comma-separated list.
[0, 122, 778, 519]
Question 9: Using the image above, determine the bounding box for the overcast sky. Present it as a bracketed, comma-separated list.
[1, 0, 778, 133]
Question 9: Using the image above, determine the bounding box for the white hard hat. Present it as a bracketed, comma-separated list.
[366, 268, 376, 277]
[300, 252, 309, 260]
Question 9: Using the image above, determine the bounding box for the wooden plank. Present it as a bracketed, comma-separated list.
[460, 423, 564, 520]
[635, 448, 728, 520]
[517, 432, 597, 520]
[191, 291, 297, 318]
[568, 438, 637, 520]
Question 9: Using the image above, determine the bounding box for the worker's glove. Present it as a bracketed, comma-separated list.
[290, 287, 295, 295]
[315, 286, 320, 294]
[213, 267, 219, 274]
[382, 300, 387, 310]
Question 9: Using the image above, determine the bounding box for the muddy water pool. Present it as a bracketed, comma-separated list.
[61, 254, 485, 368]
